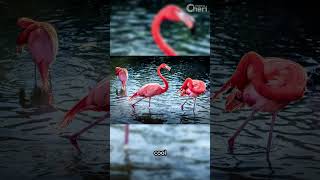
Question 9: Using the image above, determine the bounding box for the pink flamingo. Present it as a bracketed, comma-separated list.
[60, 79, 110, 152]
[152, 5, 195, 56]
[178, 78, 206, 111]
[129, 63, 173, 108]
[16, 17, 58, 92]
[212, 51, 307, 155]
[115, 67, 128, 91]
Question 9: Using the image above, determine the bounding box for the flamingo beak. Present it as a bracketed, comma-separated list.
[177, 11, 195, 32]
[165, 65, 174, 74]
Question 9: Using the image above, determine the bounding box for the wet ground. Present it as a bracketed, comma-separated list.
[211, 1, 320, 180]
[0, 0, 109, 179]
[110, 57, 210, 124]
[110, 124, 210, 180]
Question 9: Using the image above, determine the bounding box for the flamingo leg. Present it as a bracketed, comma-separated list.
[131, 98, 145, 108]
[228, 110, 257, 151]
[34, 63, 37, 88]
[148, 97, 151, 108]
[124, 124, 129, 150]
[193, 98, 197, 112]
[267, 113, 277, 155]
[181, 99, 189, 110]
[68, 113, 108, 153]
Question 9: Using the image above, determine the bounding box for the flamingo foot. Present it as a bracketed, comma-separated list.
[181, 104, 184, 110]
[68, 135, 81, 153]
[131, 104, 135, 109]
[228, 137, 235, 153]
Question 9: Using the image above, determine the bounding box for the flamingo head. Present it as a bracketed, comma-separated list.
[178, 78, 192, 96]
[115, 67, 122, 75]
[16, 18, 36, 54]
[159, 63, 174, 74]
[161, 5, 195, 32]
[225, 90, 245, 112]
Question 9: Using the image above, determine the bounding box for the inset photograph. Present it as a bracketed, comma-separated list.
[110, 124, 210, 179]
[110, 0, 210, 56]
[110, 56, 210, 124]
[211, 1, 320, 179]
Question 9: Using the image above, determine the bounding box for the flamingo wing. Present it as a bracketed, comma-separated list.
[136, 83, 163, 97]
[28, 28, 55, 65]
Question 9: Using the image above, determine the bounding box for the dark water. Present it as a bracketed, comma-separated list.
[110, 124, 210, 180]
[110, 0, 210, 56]
[0, 0, 109, 179]
[110, 57, 210, 124]
[212, 2, 320, 180]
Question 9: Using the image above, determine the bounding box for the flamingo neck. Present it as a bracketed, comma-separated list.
[151, 12, 177, 56]
[17, 23, 39, 45]
[185, 78, 204, 94]
[231, 52, 303, 102]
[157, 66, 169, 93]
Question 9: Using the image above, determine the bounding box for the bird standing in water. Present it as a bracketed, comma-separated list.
[129, 63, 173, 109]
[212, 51, 307, 156]
[16, 17, 58, 92]
[60, 79, 109, 152]
[178, 77, 206, 111]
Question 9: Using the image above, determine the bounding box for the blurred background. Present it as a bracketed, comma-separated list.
[110, 124, 210, 180]
[0, 0, 109, 179]
[211, 1, 320, 179]
[110, 56, 210, 124]
[110, 0, 210, 56]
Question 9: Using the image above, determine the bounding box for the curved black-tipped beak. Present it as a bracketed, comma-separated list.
[190, 23, 196, 35]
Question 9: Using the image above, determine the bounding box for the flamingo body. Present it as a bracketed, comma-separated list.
[179, 78, 206, 110]
[115, 67, 128, 90]
[60, 79, 110, 128]
[16, 18, 58, 92]
[213, 51, 307, 155]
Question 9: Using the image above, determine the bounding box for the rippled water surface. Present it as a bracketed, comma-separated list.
[212, 2, 320, 180]
[110, 57, 210, 124]
[110, 124, 210, 180]
[0, 0, 108, 179]
[110, 0, 210, 56]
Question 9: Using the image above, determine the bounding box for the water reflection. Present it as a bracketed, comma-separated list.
[110, 124, 210, 179]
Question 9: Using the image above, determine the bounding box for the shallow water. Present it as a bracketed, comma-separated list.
[0, 0, 109, 179]
[110, 57, 210, 124]
[110, 0, 210, 56]
[211, 2, 320, 180]
[110, 124, 210, 180]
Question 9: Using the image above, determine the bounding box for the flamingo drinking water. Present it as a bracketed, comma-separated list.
[152, 5, 195, 56]
[178, 78, 206, 111]
[16, 17, 58, 92]
[115, 67, 128, 91]
[129, 63, 173, 108]
[60, 79, 110, 152]
[212, 51, 307, 155]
